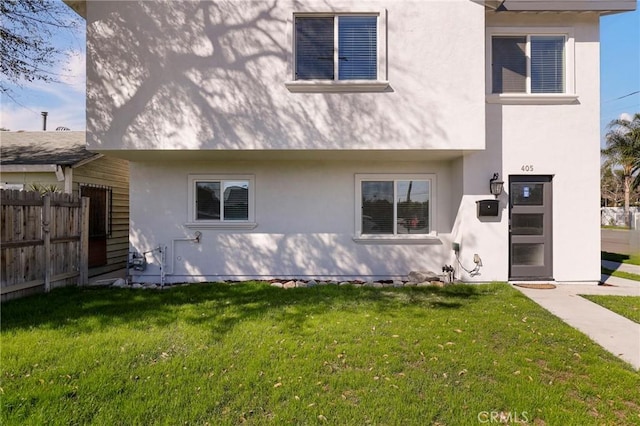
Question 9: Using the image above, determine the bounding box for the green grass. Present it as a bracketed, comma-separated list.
[601, 225, 631, 230]
[602, 251, 640, 266]
[601, 267, 640, 282]
[2, 283, 639, 425]
[581, 295, 640, 324]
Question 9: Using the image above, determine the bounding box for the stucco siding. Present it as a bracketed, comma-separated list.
[87, 2, 616, 284]
[86, 0, 486, 155]
[129, 160, 460, 282]
[475, 11, 602, 282]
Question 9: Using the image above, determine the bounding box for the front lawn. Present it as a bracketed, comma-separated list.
[581, 295, 640, 324]
[2, 283, 639, 425]
[602, 251, 640, 266]
[601, 267, 640, 282]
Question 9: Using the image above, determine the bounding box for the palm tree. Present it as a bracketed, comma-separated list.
[602, 113, 640, 227]
[633, 152, 640, 191]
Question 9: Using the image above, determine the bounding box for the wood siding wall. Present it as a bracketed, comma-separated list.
[73, 156, 129, 276]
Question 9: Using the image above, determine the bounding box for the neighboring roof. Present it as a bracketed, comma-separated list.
[0, 131, 97, 166]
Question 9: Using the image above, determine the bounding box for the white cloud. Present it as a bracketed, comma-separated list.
[1, 48, 86, 131]
[619, 112, 632, 121]
[0, 3, 86, 132]
[59, 49, 86, 92]
[1, 91, 85, 131]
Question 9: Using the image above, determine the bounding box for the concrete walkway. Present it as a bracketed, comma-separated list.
[514, 272, 639, 370]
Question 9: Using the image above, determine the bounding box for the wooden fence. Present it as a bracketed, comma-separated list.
[1, 190, 89, 302]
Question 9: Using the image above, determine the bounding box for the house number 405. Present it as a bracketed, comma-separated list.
[521, 165, 534, 172]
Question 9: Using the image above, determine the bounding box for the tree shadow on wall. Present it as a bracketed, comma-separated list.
[87, 0, 447, 151]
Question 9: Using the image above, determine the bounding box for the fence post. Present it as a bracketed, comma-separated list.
[43, 194, 51, 292]
[79, 196, 90, 286]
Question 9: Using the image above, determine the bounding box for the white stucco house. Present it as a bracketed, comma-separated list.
[73, 0, 636, 284]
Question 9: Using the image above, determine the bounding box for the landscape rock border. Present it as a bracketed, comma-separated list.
[98, 271, 451, 290]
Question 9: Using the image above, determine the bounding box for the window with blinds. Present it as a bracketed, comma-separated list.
[195, 180, 250, 221]
[295, 15, 377, 81]
[492, 34, 565, 94]
[531, 36, 565, 93]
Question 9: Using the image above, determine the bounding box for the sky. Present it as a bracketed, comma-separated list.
[0, 0, 638, 146]
[0, 0, 86, 132]
[599, 3, 640, 138]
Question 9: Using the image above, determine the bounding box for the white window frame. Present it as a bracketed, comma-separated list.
[486, 27, 577, 104]
[185, 174, 257, 230]
[285, 9, 389, 93]
[354, 173, 438, 243]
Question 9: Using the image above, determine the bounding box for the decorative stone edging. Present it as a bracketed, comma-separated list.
[96, 270, 449, 290]
[268, 279, 446, 289]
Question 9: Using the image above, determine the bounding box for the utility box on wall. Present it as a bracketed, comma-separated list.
[477, 199, 499, 217]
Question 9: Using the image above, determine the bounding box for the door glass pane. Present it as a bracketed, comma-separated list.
[362, 181, 393, 234]
[223, 181, 249, 220]
[396, 180, 429, 234]
[512, 244, 544, 266]
[511, 183, 544, 205]
[196, 181, 221, 220]
[511, 214, 543, 235]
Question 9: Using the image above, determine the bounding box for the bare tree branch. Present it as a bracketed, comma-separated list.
[0, 0, 82, 98]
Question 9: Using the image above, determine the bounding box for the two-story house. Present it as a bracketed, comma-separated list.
[74, 0, 636, 284]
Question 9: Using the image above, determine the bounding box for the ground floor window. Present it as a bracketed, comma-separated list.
[187, 174, 255, 229]
[355, 174, 435, 238]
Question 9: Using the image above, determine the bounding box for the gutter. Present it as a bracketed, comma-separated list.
[1, 164, 59, 173]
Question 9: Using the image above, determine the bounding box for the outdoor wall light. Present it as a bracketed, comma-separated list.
[489, 173, 504, 198]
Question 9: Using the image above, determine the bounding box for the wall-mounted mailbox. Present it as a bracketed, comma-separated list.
[477, 199, 499, 217]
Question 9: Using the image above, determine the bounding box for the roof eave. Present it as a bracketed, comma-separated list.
[63, 0, 86, 19]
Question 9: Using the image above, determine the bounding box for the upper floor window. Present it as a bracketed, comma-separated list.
[286, 11, 388, 93]
[492, 35, 565, 94]
[295, 15, 377, 81]
[487, 28, 576, 103]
